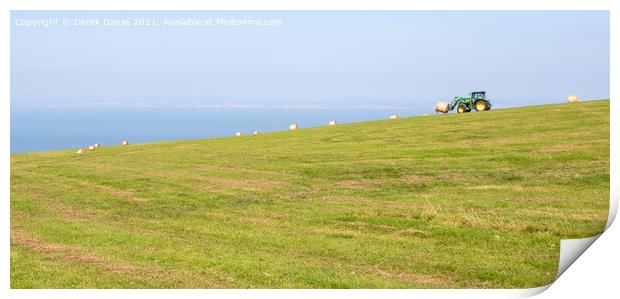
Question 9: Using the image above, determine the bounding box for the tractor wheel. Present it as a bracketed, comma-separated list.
[475, 100, 488, 111]
[457, 104, 467, 113]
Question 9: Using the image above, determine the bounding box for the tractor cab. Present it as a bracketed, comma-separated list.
[470, 91, 487, 101]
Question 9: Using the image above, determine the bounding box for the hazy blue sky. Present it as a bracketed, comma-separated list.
[11, 11, 609, 108]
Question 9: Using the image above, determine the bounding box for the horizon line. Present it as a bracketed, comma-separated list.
[11, 102, 432, 109]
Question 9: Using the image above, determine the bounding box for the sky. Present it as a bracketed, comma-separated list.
[11, 11, 610, 108]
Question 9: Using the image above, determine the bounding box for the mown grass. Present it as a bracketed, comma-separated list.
[10, 100, 610, 288]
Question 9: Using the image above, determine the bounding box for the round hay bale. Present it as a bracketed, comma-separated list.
[88, 145, 95, 151]
[567, 94, 579, 103]
[76, 149, 84, 154]
[389, 115, 400, 119]
[328, 120, 337, 126]
[236, 132, 243, 136]
[289, 124, 299, 130]
[122, 140, 129, 146]
[253, 131, 260, 135]
[435, 101, 450, 113]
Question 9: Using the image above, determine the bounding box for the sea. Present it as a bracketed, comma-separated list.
[10, 106, 429, 154]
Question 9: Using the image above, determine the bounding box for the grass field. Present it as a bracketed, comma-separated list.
[10, 100, 610, 288]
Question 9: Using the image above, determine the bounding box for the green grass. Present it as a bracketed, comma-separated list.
[10, 100, 610, 288]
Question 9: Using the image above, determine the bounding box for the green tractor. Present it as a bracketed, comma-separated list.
[444, 91, 492, 113]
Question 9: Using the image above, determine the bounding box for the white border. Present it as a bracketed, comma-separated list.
[1, 1, 616, 298]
